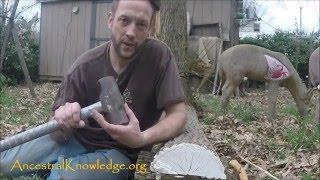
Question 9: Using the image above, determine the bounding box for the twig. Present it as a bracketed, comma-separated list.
[239, 156, 279, 180]
[15, 2, 39, 18]
[0, 14, 11, 19]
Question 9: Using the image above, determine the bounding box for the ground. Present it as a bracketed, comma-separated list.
[194, 88, 319, 179]
[0, 82, 319, 179]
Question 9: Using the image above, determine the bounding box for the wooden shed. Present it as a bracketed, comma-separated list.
[38, 0, 113, 80]
[38, 0, 239, 80]
[187, 0, 239, 48]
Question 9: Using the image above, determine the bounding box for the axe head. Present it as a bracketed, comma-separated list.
[98, 76, 129, 125]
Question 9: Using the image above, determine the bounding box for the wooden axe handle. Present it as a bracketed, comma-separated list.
[0, 102, 102, 152]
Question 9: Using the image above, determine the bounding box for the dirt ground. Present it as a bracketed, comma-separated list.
[0, 83, 319, 179]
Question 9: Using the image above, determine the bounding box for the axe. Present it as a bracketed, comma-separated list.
[0, 76, 129, 152]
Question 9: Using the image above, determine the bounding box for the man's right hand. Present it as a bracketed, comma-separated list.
[54, 102, 85, 129]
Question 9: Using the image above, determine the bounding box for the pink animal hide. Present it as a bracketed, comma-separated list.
[264, 55, 290, 81]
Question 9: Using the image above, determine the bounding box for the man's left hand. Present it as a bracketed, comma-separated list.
[91, 103, 146, 148]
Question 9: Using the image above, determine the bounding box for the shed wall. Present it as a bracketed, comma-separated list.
[94, 2, 112, 47]
[39, 1, 92, 79]
[186, 0, 232, 40]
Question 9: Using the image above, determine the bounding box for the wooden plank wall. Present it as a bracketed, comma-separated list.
[39, 1, 92, 79]
[186, 0, 232, 40]
[95, 2, 112, 47]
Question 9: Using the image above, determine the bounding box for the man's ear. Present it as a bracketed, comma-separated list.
[107, 12, 113, 29]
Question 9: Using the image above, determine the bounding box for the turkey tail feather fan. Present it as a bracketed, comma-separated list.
[150, 143, 226, 179]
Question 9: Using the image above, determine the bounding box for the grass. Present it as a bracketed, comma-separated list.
[230, 101, 260, 123]
[299, 172, 317, 180]
[1, 85, 319, 178]
[0, 174, 44, 180]
[192, 93, 221, 113]
[285, 118, 320, 152]
[266, 140, 290, 160]
[0, 89, 18, 123]
[192, 91, 319, 177]
[192, 93, 222, 124]
[0, 88, 16, 107]
[193, 93, 260, 123]
[280, 104, 320, 152]
[0, 85, 54, 180]
[0, 87, 53, 126]
[280, 104, 301, 118]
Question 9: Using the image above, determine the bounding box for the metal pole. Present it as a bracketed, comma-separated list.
[0, 102, 102, 152]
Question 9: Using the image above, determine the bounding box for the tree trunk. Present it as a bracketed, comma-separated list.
[159, 0, 191, 100]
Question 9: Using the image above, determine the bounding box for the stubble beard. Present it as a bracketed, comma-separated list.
[111, 35, 137, 60]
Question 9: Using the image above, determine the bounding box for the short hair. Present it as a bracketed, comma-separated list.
[111, 0, 160, 14]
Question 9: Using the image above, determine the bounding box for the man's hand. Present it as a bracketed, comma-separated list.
[92, 104, 146, 148]
[54, 102, 86, 129]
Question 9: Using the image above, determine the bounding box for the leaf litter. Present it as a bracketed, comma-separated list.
[198, 88, 319, 179]
[0, 84, 319, 179]
[0, 82, 59, 139]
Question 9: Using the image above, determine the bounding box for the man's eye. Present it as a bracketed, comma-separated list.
[137, 23, 148, 30]
[138, 23, 146, 27]
[119, 17, 130, 25]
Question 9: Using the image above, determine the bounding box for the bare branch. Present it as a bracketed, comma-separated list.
[15, 2, 39, 18]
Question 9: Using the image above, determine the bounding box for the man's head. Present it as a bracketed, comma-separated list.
[111, 0, 160, 14]
[108, 0, 160, 60]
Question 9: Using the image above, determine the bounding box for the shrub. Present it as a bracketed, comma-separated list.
[0, 18, 39, 86]
[240, 30, 320, 79]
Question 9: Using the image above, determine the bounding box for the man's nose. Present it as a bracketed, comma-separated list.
[125, 23, 137, 39]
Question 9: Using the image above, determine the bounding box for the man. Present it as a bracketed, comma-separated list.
[0, 0, 187, 179]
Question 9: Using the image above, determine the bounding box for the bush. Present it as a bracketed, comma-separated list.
[240, 30, 320, 79]
[0, 18, 39, 86]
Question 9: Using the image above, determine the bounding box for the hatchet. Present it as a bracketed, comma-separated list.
[0, 76, 129, 152]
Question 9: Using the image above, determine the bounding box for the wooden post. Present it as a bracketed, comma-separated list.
[12, 25, 37, 98]
[0, 0, 19, 71]
[316, 96, 320, 125]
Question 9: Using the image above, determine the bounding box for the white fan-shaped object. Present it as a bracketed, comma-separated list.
[150, 143, 226, 179]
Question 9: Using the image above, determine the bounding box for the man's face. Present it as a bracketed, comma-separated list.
[108, 0, 153, 59]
